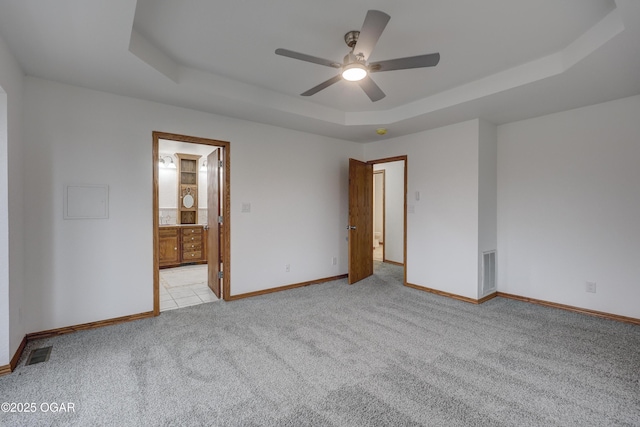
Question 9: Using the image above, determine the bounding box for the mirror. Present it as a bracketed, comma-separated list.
[183, 194, 194, 209]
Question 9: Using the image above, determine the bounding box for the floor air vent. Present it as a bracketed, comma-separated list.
[25, 346, 52, 366]
[482, 251, 496, 294]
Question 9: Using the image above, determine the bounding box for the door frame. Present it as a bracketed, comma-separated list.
[152, 131, 231, 315]
[367, 155, 407, 285]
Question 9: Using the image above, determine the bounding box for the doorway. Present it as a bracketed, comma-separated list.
[372, 160, 405, 268]
[152, 132, 231, 316]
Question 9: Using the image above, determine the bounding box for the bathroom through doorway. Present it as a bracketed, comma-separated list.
[152, 132, 231, 315]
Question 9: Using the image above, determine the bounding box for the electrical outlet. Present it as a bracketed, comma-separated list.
[285, 264, 290, 272]
[586, 281, 596, 293]
[332, 257, 337, 265]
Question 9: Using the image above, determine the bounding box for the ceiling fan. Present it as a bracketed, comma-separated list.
[275, 10, 440, 102]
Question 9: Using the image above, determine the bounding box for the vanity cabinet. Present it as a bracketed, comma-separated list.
[159, 227, 180, 267]
[159, 225, 207, 268]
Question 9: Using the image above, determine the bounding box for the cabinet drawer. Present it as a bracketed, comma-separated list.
[183, 242, 202, 251]
[182, 250, 202, 260]
[159, 227, 179, 237]
[182, 227, 202, 235]
[182, 234, 202, 244]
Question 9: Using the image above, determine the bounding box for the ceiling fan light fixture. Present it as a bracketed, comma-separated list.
[275, 10, 438, 101]
[342, 63, 368, 81]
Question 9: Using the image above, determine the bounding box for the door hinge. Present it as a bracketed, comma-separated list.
[219, 160, 223, 167]
[218, 216, 223, 224]
[218, 271, 223, 279]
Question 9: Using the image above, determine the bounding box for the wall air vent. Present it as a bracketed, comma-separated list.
[482, 251, 496, 294]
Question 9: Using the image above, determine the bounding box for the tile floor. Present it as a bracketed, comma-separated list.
[373, 243, 383, 261]
[160, 264, 220, 312]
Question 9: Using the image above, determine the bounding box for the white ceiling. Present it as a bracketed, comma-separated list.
[0, 0, 639, 142]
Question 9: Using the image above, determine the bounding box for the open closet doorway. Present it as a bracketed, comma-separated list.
[152, 132, 231, 315]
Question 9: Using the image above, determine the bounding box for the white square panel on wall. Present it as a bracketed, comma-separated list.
[64, 184, 109, 219]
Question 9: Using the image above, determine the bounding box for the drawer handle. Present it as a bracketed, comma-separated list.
[174, 247, 177, 251]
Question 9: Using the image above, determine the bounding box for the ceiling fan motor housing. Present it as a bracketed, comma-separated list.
[344, 31, 360, 48]
[343, 51, 366, 66]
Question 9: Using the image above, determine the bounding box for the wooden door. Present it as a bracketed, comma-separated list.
[207, 149, 221, 298]
[348, 158, 373, 284]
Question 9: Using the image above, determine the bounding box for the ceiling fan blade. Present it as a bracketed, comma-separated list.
[370, 53, 440, 72]
[358, 76, 385, 102]
[353, 10, 390, 60]
[275, 48, 341, 68]
[301, 75, 342, 96]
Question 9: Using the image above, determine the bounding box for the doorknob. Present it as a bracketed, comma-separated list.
[347, 225, 356, 230]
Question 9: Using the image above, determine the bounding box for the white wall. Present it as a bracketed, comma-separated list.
[0, 33, 25, 366]
[374, 161, 404, 264]
[0, 89, 8, 367]
[23, 77, 362, 333]
[0, 85, 8, 366]
[373, 171, 383, 241]
[158, 156, 178, 220]
[478, 120, 497, 296]
[366, 121, 480, 299]
[197, 167, 208, 224]
[497, 95, 640, 318]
